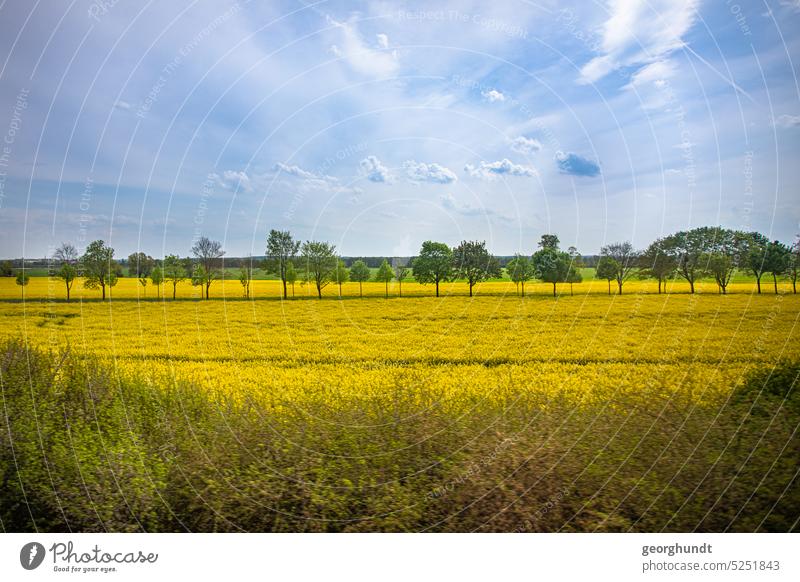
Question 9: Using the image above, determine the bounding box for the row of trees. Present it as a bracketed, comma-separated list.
[595, 227, 799, 296]
[27, 226, 800, 301]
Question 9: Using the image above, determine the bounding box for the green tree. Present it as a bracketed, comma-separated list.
[566, 246, 584, 296]
[191, 237, 224, 299]
[191, 264, 215, 298]
[742, 232, 771, 294]
[412, 241, 453, 297]
[595, 256, 618, 295]
[638, 239, 677, 294]
[506, 254, 534, 296]
[139, 276, 148, 297]
[599, 241, 638, 295]
[266, 229, 301, 299]
[238, 262, 254, 298]
[662, 228, 714, 294]
[532, 235, 570, 297]
[15, 270, 29, 298]
[54, 242, 79, 302]
[0, 260, 12, 276]
[163, 255, 185, 300]
[394, 262, 410, 297]
[331, 259, 350, 298]
[375, 259, 394, 298]
[764, 240, 791, 294]
[150, 266, 163, 298]
[81, 240, 115, 300]
[452, 240, 501, 297]
[696, 228, 745, 295]
[285, 261, 298, 298]
[788, 237, 799, 294]
[349, 259, 371, 298]
[301, 241, 338, 299]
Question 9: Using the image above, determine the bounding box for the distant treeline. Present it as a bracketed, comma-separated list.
[4, 226, 799, 300]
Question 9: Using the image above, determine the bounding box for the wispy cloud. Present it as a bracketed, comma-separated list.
[328, 17, 398, 76]
[579, 0, 699, 84]
[464, 159, 537, 179]
[773, 114, 800, 128]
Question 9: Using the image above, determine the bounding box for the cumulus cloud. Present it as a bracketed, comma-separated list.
[555, 152, 601, 177]
[328, 17, 398, 76]
[113, 100, 131, 111]
[481, 88, 506, 103]
[510, 136, 543, 155]
[376, 33, 389, 49]
[579, 0, 699, 84]
[403, 160, 458, 184]
[359, 155, 393, 182]
[464, 158, 537, 180]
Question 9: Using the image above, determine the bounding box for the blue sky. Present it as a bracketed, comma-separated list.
[0, 0, 798, 258]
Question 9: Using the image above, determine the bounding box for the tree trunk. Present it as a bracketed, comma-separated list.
[552, 282, 556, 298]
[607, 280, 611, 295]
[173, 283, 177, 299]
[338, 282, 342, 299]
[469, 282, 473, 297]
[385, 281, 388, 298]
[206, 282, 210, 299]
[756, 276, 761, 294]
[435, 279, 439, 297]
[399, 281, 402, 297]
[291, 283, 295, 297]
[722, 284, 726, 295]
[282, 278, 288, 299]
[521, 281, 525, 297]
[617, 280, 623, 295]
[317, 283, 322, 299]
[773, 273, 778, 294]
[66, 285, 70, 302]
[793, 278, 797, 294]
[359, 282, 363, 298]
[570, 283, 574, 296]
[101, 283, 106, 301]
[689, 279, 695, 294]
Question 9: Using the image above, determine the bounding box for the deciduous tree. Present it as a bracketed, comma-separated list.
[266, 229, 300, 299]
[349, 260, 371, 298]
[412, 241, 453, 297]
[301, 241, 338, 299]
[375, 259, 394, 298]
[452, 240, 501, 297]
[82, 240, 115, 300]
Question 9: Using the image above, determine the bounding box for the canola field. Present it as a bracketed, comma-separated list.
[1, 277, 797, 405]
[1, 277, 799, 532]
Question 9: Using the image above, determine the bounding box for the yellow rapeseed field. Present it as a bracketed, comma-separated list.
[1, 277, 797, 411]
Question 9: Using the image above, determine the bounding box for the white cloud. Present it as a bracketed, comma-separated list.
[272, 162, 360, 195]
[114, 100, 131, 111]
[213, 170, 253, 192]
[403, 160, 458, 184]
[510, 136, 543, 155]
[579, 0, 699, 84]
[773, 114, 800, 128]
[359, 155, 393, 182]
[464, 158, 537, 179]
[481, 88, 506, 103]
[376, 33, 389, 49]
[328, 17, 398, 76]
